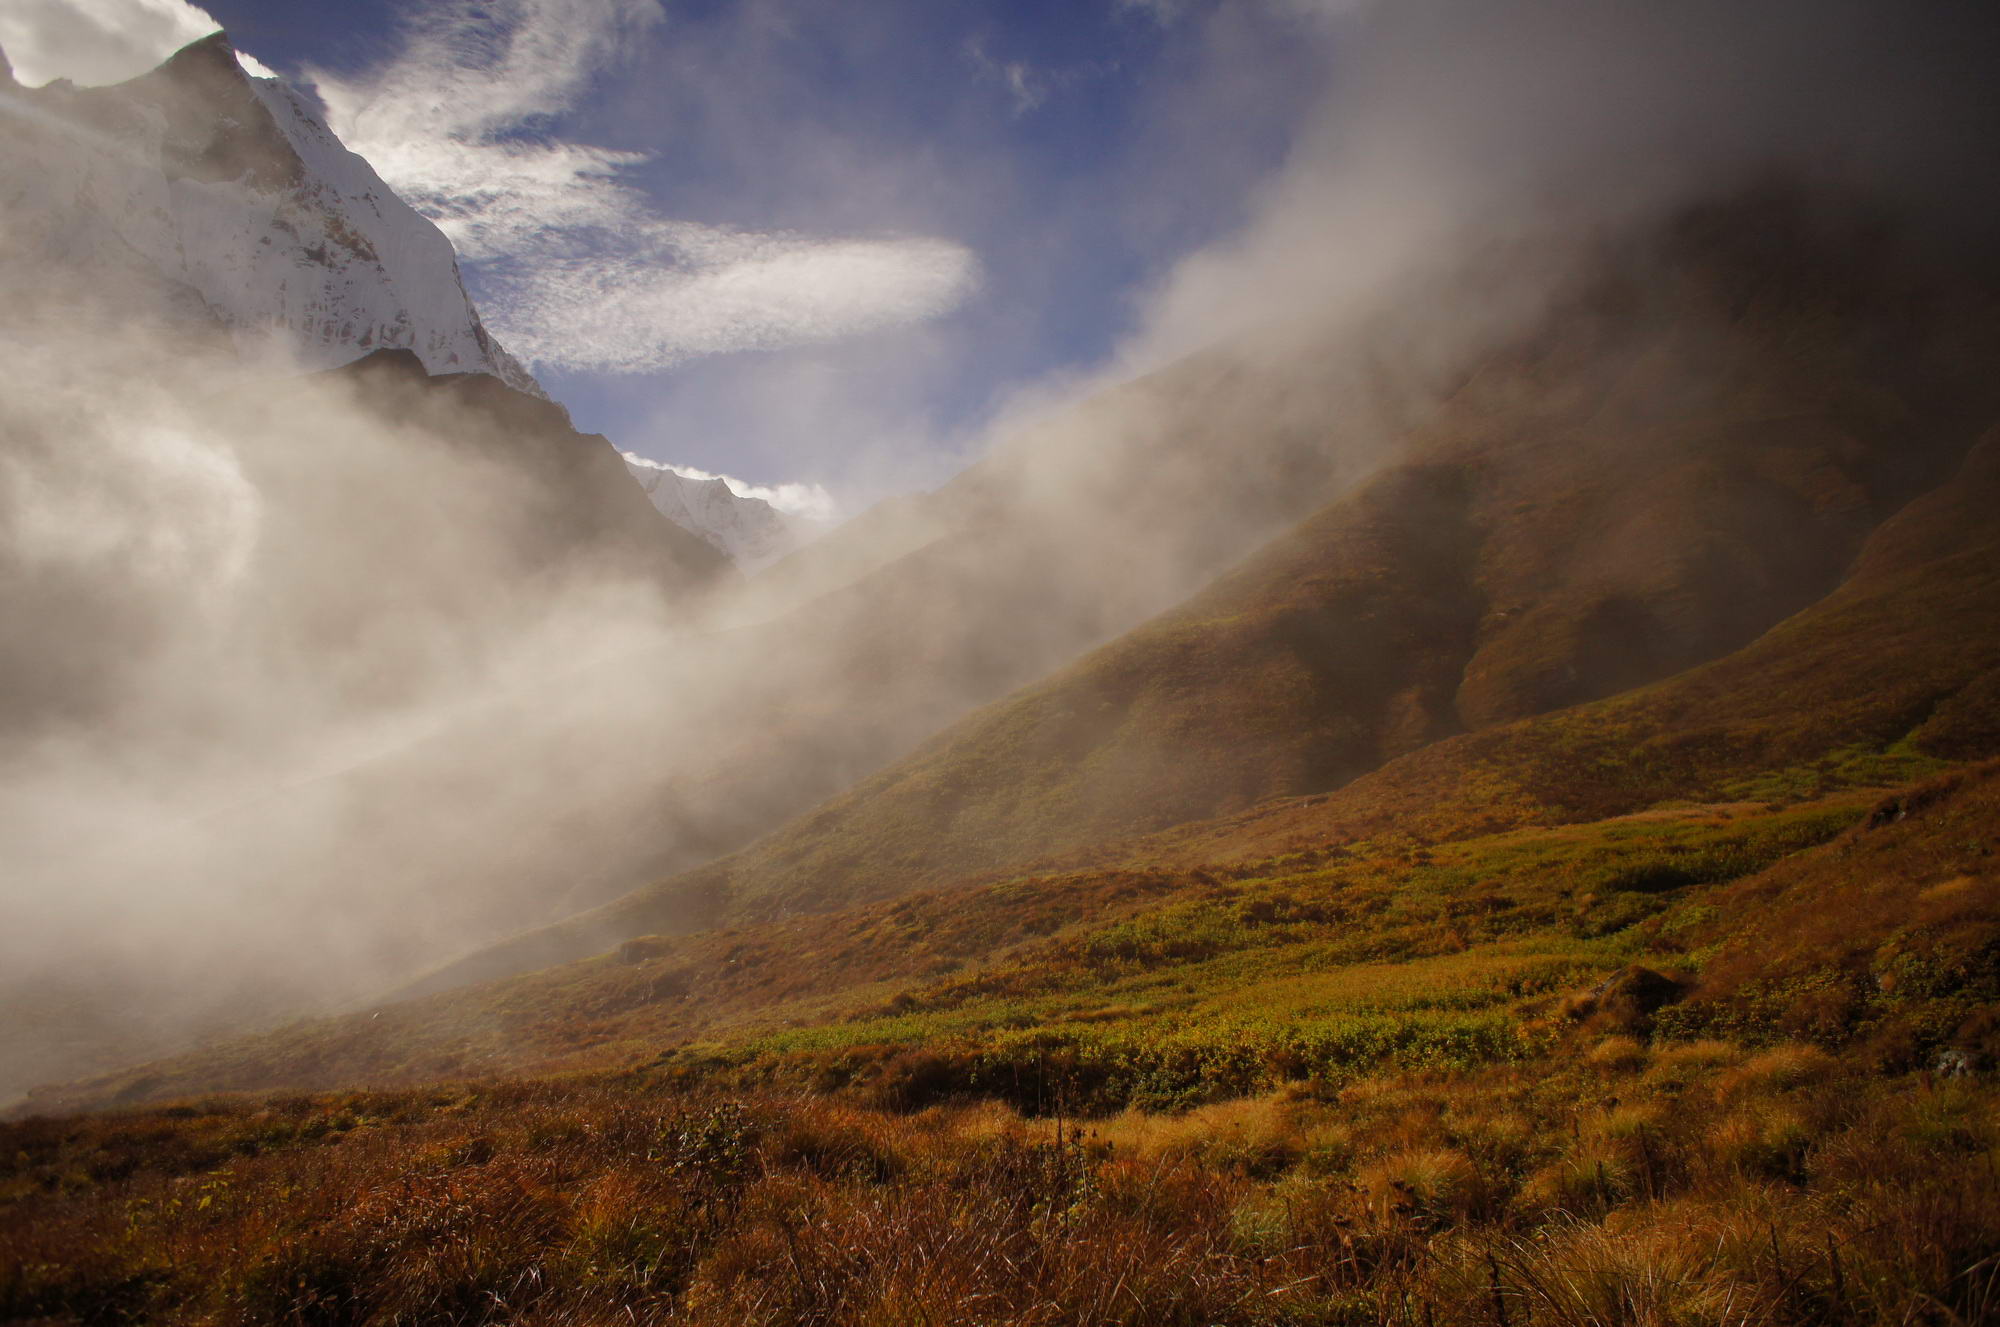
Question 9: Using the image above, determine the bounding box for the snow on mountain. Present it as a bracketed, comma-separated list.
[622, 456, 810, 571]
[0, 32, 541, 394]
[1, 29, 828, 568]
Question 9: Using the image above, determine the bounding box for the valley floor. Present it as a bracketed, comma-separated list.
[3, 1045, 1996, 1324]
[4, 762, 1998, 1325]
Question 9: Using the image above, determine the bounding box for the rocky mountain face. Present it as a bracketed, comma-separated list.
[0, 32, 540, 393]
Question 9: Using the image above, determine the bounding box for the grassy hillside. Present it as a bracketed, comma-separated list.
[726, 190, 2000, 894]
[427, 394, 2000, 1006]
[399, 183, 2000, 1009]
[17, 790, 1866, 1112]
[14, 1060, 2000, 1327]
[8, 764, 1998, 1324]
[1140, 426, 2000, 870]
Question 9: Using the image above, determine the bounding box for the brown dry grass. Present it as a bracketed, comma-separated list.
[6, 1043, 2000, 1326]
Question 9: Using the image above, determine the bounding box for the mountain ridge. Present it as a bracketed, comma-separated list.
[0, 31, 541, 392]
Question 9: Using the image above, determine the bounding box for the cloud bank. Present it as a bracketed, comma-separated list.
[1096, 0, 2000, 378]
[0, 0, 273, 86]
[308, 0, 981, 374]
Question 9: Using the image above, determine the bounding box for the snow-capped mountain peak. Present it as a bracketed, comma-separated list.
[3, 30, 829, 571]
[0, 31, 541, 394]
[622, 456, 813, 571]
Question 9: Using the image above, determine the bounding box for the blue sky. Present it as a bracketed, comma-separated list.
[13, 0, 1999, 515]
[183, 0, 1338, 507]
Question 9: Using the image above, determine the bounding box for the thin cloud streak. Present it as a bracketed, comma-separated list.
[963, 35, 1048, 116]
[621, 451, 835, 523]
[308, 0, 982, 375]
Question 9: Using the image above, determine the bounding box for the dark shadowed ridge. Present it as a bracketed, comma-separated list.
[322, 349, 733, 590]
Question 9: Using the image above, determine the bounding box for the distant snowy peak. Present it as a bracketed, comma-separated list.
[623, 459, 805, 571]
[0, 32, 540, 395]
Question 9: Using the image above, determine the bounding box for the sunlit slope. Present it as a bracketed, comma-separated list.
[490, 180, 2000, 924]
[321, 350, 733, 591]
[715, 190, 2000, 917]
[27, 756, 1998, 1114]
[391, 205, 1999, 1000]
[14, 763, 1997, 1325]
[431, 400, 1997, 1020]
[23, 401, 2000, 1105]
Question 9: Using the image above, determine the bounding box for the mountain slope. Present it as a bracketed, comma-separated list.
[27, 407, 2000, 1109]
[319, 350, 731, 592]
[42, 336, 1991, 1109]
[1143, 423, 2000, 869]
[407, 186, 2000, 997]
[14, 759, 1999, 1326]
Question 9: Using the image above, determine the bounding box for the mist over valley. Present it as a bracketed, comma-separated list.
[3, 2, 2000, 1322]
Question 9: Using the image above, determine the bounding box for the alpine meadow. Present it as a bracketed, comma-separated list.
[4, 1, 2000, 1324]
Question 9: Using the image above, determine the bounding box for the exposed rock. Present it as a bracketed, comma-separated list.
[1934, 1047, 1980, 1079]
[1864, 774, 1963, 830]
[1580, 965, 1688, 1033]
[617, 935, 676, 965]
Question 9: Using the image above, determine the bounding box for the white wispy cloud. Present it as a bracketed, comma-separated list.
[1115, 0, 1370, 30]
[1, 0, 273, 87]
[963, 35, 1048, 116]
[1113, 0, 1190, 26]
[621, 452, 835, 523]
[308, 0, 981, 374]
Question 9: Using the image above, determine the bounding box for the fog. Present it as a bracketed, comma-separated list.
[1112, 0, 1999, 371]
[0, 277, 691, 1088]
[4, 0, 1998, 1102]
